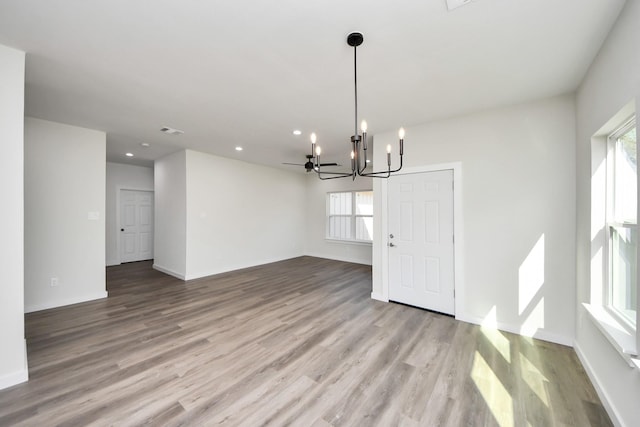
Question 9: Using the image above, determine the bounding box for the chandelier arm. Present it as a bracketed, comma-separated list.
[358, 167, 402, 177]
[357, 153, 403, 177]
[357, 154, 368, 175]
[315, 170, 357, 180]
[359, 170, 391, 178]
[358, 144, 369, 174]
[313, 155, 356, 178]
[314, 170, 355, 175]
[353, 139, 360, 174]
[356, 135, 366, 174]
[389, 154, 404, 173]
[313, 154, 353, 179]
[358, 159, 367, 174]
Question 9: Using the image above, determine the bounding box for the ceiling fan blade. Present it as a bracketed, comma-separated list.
[282, 162, 305, 166]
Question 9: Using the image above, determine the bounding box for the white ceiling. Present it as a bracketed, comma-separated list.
[0, 0, 626, 169]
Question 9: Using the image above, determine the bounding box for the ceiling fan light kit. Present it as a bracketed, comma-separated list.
[310, 32, 405, 181]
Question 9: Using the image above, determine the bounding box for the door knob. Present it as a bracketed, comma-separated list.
[121, 228, 124, 231]
[389, 242, 396, 247]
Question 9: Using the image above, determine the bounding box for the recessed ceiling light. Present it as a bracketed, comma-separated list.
[292, 130, 302, 136]
[125, 152, 134, 157]
[141, 142, 150, 147]
[160, 126, 184, 135]
[235, 146, 243, 151]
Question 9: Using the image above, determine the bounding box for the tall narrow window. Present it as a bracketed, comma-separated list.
[608, 118, 637, 327]
[327, 191, 373, 242]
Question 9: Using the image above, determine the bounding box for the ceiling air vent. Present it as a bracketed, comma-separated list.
[160, 126, 184, 135]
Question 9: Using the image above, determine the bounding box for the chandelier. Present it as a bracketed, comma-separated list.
[311, 32, 405, 180]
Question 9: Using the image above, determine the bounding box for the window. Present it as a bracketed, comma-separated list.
[327, 191, 373, 242]
[607, 118, 637, 328]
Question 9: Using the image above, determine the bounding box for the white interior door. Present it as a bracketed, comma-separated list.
[120, 190, 154, 263]
[388, 170, 455, 314]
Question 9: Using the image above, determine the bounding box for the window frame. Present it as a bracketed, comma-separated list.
[326, 190, 373, 244]
[604, 116, 637, 334]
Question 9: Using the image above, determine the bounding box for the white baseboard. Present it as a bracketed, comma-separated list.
[455, 313, 573, 347]
[154, 255, 369, 282]
[181, 255, 308, 281]
[0, 339, 28, 390]
[303, 252, 372, 266]
[153, 264, 186, 280]
[371, 292, 388, 302]
[154, 255, 312, 281]
[25, 291, 108, 313]
[574, 342, 624, 427]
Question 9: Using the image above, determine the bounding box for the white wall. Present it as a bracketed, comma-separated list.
[373, 94, 576, 345]
[154, 150, 187, 278]
[304, 173, 373, 265]
[24, 118, 107, 313]
[184, 150, 306, 279]
[575, 1, 640, 425]
[0, 44, 28, 390]
[105, 162, 154, 266]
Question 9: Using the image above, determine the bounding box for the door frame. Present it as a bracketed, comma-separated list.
[375, 162, 465, 318]
[117, 187, 154, 264]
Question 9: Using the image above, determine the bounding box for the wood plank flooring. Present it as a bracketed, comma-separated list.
[0, 257, 611, 426]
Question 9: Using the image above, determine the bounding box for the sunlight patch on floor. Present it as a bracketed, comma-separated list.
[520, 353, 549, 407]
[480, 326, 511, 364]
[471, 350, 514, 427]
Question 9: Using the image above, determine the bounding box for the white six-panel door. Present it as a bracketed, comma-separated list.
[388, 170, 455, 314]
[120, 190, 154, 263]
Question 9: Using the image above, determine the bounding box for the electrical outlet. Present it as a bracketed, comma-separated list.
[50, 277, 58, 287]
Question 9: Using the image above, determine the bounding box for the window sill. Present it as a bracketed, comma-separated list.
[583, 303, 638, 368]
[324, 238, 372, 247]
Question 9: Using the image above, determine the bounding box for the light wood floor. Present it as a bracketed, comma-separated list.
[0, 257, 611, 426]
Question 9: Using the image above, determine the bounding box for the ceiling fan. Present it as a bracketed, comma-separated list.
[282, 154, 339, 172]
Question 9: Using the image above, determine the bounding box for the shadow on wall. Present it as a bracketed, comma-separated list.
[480, 233, 548, 338]
[518, 234, 546, 337]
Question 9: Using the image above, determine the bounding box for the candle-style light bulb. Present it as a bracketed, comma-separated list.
[316, 146, 321, 156]
[351, 151, 356, 171]
[386, 144, 392, 167]
[311, 133, 317, 161]
[361, 120, 369, 150]
[398, 127, 405, 140]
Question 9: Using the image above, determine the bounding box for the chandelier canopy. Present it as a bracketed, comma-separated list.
[311, 32, 405, 180]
